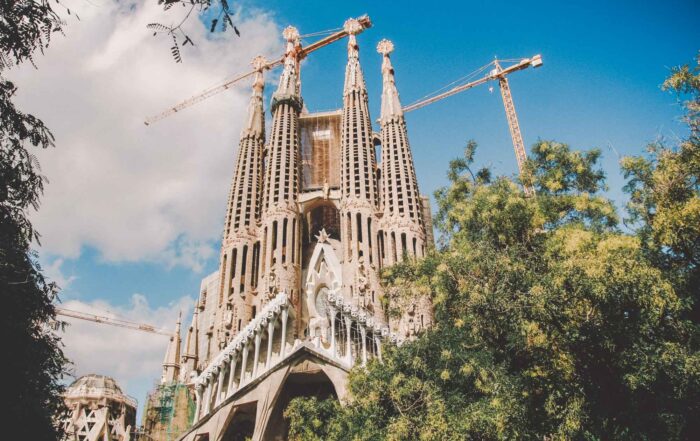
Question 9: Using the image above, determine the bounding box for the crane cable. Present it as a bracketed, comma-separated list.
[404, 60, 495, 109]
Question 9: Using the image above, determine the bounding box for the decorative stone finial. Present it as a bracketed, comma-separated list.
[315, 228, 330, 244]
[251, 55, 267, 72]
[282, 25, 299, 42]
[377, 39, 394, 56]
[344, 18, 363, 35]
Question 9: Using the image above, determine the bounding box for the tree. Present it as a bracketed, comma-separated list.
[1, 2, 69, 439]
[285, 137, 699, 440]
[621, 53, 700, 321]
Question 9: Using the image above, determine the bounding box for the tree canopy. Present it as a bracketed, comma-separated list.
[1, 2, 68, 439]
[284, 57, 700, 441]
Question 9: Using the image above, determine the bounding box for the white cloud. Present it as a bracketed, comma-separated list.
[8, 0, 283, 271]
[43, 257, 77, 290]
[58, 294, 194, 412]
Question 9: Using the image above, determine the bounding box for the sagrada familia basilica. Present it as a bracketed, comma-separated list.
[152, 17, 434, 441]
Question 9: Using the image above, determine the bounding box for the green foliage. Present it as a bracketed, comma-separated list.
[286, 129, 699, 437]
[621, 53, 700, 320]
[1, 3, 68, 440]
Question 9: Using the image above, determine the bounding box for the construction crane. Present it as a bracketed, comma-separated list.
[55, 307, 173, 336]
[144, 15, 372, 126]
[403, 55, 542, 196]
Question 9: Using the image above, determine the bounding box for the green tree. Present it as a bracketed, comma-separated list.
[621, 53, 700, 320]
[285, 137, 699, 440]
[1, 2, 69, 439]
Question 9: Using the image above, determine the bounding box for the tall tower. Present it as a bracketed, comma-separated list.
[180, 302, 199, 382]
[216, 56, 267, 345]
[260, 26, 303, 330]
[377, 39, 426, 263]
[339, 18, 382, 316]
[161, 313, 182, 384]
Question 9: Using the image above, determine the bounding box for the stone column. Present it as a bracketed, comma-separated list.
[215, 367, 224, 406]
[280, 307, 288, 358]
[329, 308, 337, 357]
[360, 325, 367, 365]
[240, 343, 249, 385]
[227, 354, 238, 397]
[253, 330, 262, 378]
[202, 380, 212, 415]
[344, 316, 352, 364]
[266, 319, 275, 368]
[194, 386, 202, 422]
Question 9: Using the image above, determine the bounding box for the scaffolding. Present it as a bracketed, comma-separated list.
[139, 382, 195, 441]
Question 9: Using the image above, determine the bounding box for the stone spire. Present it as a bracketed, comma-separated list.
[260, 26, 303, 332]
[161, 312, 181, 384]
[343, 18, 367, 94]
[216, 56, 268, 348]
[339, 18, 382, 317]
[377, 39, 403, 123]
[377, 39, 426, 263]
[180, 303, 199, 381]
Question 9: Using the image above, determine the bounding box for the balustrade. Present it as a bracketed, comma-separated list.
[192, 290, 401, 422]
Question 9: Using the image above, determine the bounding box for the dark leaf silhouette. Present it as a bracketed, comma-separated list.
[171, 34, 181, 62]
[234, 25, 240, 37]
[147, 23, 171, 32]
[210, 18, 218, 33]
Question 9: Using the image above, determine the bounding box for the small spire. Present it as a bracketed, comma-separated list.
[242, 55, 266, 137]
[161, 312, 182, 384]
[343, 18, 366, 95]
[274, 26, 301, 98]
[377, 39, 403, 122]
[180, 302, 199, 381]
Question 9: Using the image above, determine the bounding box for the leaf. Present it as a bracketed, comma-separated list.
[171, 34, 182, 63]
[234, 26, 240, 37]
[221, 0, 230, 12]
[171, 45, 182, 63]
[210, 18, 218, 33]
[147, 23, 171, 32]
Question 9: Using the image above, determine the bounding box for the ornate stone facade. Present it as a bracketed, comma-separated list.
[61, 375, 136, 441]
[158, 19, 434, 441]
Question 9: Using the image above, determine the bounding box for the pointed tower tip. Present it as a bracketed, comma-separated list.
[378, 39, 402, 121]
[272, 25, 302, 109]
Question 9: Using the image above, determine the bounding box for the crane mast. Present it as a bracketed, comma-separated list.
[494, 60, 534, 196]
[404, 55, 541, 196]
[55, 307, 173, 336]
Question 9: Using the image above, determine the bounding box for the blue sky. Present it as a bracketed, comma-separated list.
[64, 0, 698, 308]
[10, 0, 698, 416]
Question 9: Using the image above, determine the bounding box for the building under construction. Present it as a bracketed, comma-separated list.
[139, 13, 541, 441]
[139, 382, 194, 441]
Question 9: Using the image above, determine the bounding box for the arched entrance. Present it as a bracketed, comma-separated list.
[261, 367, 338, 440]
[220, 402, 256, 441]
[302, 202, 340, 267]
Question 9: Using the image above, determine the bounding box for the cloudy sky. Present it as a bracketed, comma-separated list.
[7, 0, 699, 419]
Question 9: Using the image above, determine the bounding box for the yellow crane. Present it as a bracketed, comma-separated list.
[143, 15, 372, 126]
[55, 307, 173, 336]
[143, 14, 540, 194]
[403, 55, 543, 196]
